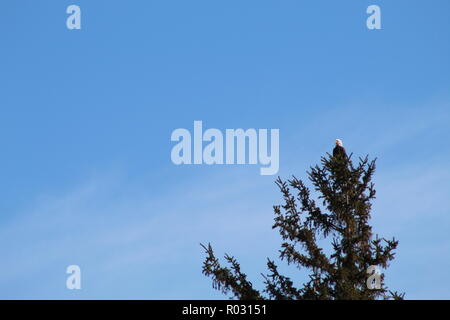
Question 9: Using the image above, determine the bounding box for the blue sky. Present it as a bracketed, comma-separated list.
[0, 0, 449, 299]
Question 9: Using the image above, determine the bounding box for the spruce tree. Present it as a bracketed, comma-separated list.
[201, 148, 404, 300]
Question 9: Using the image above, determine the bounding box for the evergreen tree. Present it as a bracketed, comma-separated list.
[201, 149, 404, 300]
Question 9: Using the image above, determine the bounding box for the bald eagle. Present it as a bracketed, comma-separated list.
[333, 139, 347, 158]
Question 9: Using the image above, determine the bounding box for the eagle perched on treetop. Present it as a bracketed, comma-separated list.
[333, 139, 347, 158]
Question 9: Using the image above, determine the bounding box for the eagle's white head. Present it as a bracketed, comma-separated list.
[335, 139, 343, 147]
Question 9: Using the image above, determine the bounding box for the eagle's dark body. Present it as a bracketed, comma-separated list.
[333, 145, 347, 158]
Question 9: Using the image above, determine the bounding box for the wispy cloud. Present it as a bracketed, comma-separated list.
[1, 97, 449, 299]
[0, 170, 280, 299]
